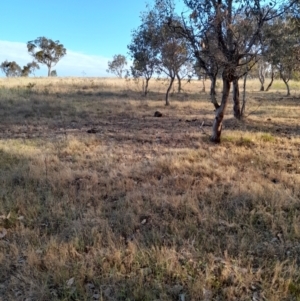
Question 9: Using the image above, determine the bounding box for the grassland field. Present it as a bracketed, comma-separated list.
[0, 76, 300, 300]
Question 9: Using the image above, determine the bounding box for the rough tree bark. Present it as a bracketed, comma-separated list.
[283, 79, 291, 96]
[258, 64, 265, 91]
[265, 68, 275, 92]
[241, 71, 248, 117]
[176, 73, 182, 93]
[259, 82, 264, 91]
[232, 78, 241, 119]
[210, 77, 219, 109]
[165, 76, 175, 105]
[279, 70, 291, 96]
[144, 77, 150, 96]
[211, 76, 231, 143]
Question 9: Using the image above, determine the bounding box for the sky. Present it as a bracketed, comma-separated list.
[0, 0, 160, 77]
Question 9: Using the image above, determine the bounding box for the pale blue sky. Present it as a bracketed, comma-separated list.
[0, 0, 159, 77]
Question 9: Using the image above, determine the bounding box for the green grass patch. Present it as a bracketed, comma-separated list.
[259, 133, 276, 142]
[0, 149, 24, 170]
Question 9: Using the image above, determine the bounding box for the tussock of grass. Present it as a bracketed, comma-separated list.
[0, 77, 300, 300]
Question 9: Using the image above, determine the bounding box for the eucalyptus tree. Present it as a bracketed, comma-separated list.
[132, 3, 190, 105]
[128, 12, 160, 95]
[160, 0, 297, 142]
[0, 60, 21, 77]
[194, 64, 208, 92]
[175, 57, 194, 93]
[257, 59, 276, 92]
[27, 37, 66, 77]
[258, 59, 268, 91]
[0, 60, 39, 77]
[157, 22, 190, 105]
[50, 70, 58, 77]
[21, 61, 40, 77]
[107, 54, 127, 78]
[265, 65, 276, 91]
[263, 17, 300, 96]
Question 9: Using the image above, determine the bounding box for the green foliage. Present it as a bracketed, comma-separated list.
[106, 54, 127, 78]
[0, 60, 21, 77]
[262, 17, 300, 94]
[1, 60, 40, 77]
[1, 211, 18, 229]
[129, 2, 190, 102]
[50, 70, 57, 77]
[27, 37, 66, 76]
[292, 70, 300, 80]
[288, 281, 300, 298]
[128, 17, 160, 95]
[21, 61, 40, 77]
[0, 150, 22, 170]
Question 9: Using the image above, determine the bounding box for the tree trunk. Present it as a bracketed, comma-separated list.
[211, 77, 231, 143]
[176, 73, 182, 93]
[144, 77, 150, 96]
[48, 66, 51, 77]
[210, 76, 219, 109]
[241, 71, 248, 117]
[165, 76, 175, 106]
[202, 75, 206, 92]
[265, 69, 274, 92]
[279, 70, 291, 96]
[258, 64, 265, 91]
[233, 78, 241, 119]
[283, 80, 290, 96]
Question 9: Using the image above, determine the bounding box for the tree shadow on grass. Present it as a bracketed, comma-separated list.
[0, 85, 300, 148]
[1, 143, 300, 301]
[222, 117, 300, 138]
[0, 86, 214, 139]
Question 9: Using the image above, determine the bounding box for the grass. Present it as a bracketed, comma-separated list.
[0, 77, 300, 300]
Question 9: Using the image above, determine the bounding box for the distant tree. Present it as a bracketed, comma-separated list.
[265, 65, 276, 92]
[263, 17, 300, 96]
[106, 54, 127, 78]
[50, 70, 57, 77]
[257, 59, 268, 91]
[27, 37, 66, 77]
[128, 15, 159, 96]
[157, 27, 190, 105]
[175, 59, 194, 93]
[0, 60, 21, 77]
[256, 57, 275, 92]
[141, 5, 190, 105]
[194, 64, 208, 92]
[21, 61, 40, 77]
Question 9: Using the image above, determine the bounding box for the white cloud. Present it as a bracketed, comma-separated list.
[0, 40, 110, 77]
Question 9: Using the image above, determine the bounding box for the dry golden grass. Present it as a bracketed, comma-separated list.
[0, 77, 300, 301]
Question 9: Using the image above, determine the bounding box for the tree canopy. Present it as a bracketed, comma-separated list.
[128, 4, 190, 104]
[21, 61, 40, 77]
[128, 12, 160, 95]
[27, 37, 66, 76]
[0, 60, 21, 77]
[0, 60, 40, 77]
[106, 54, 127, 78]
[156, 0, 298, 142]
